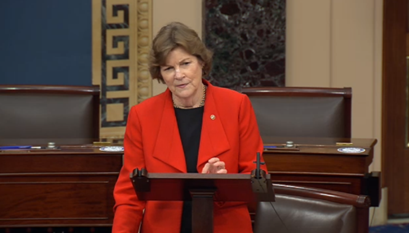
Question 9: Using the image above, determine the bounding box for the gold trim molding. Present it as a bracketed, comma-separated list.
[92, 0, 152, 141]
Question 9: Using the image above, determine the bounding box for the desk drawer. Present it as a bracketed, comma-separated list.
[0, 174, 117, 227]
[0, 153, 122, 173]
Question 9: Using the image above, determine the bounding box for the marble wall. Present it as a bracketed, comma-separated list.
[203, 0, 286, 89]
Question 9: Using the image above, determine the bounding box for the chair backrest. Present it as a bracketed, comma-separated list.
[242, 87, 352, 142]
[254, 184, 370, 233]
[0, 85, 100, 145]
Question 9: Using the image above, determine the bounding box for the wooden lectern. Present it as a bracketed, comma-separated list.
[130, 167, 275, 233]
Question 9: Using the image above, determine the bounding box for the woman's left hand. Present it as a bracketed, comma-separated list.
[201, 157, 227, 174]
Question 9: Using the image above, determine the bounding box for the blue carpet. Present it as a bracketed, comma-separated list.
[370, 224, 409, 233]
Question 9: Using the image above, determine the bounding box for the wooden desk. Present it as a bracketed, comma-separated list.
[262, 137, 379, 206]
[0, 146, 123, 227]
[0, 138, 378, 229]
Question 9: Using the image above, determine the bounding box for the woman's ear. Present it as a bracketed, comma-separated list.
[201, 63, 206, 76]
[199, 59, 205, 68]
[196, 56, 206, 74]
[195, 55, 204, 67]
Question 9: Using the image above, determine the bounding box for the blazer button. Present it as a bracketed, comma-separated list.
[210, 115, 216, 120]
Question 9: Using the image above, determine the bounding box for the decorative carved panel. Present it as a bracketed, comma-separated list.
[92, 0, 152, 140]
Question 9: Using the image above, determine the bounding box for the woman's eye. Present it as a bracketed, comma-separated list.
[182, 62, 190, 66]
[163, 67, 172, 71]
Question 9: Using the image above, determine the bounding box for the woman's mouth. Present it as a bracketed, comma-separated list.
[176, 84, 188, 88]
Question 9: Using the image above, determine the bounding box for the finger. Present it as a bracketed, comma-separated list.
[212, 161, 225, 169]
[216, 169, 227, 174]
[201, 163, 210, 173]
[206, 163, 218, 174]
[207, 157, 220, 164]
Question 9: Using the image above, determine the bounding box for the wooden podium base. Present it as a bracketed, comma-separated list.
[191, 190, 216, 233]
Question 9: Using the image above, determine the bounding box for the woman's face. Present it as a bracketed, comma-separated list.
[160, 47, 204, 106]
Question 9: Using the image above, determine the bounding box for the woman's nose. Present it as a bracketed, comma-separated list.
[175, 69, 183, 79]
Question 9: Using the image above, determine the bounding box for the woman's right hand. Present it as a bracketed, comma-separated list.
[201, 157, 227, 174]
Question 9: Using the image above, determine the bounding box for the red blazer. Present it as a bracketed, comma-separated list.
[113, 79, 267, 233]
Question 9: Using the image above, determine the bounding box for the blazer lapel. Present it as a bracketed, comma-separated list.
[151, 82, 230, 173]
[197, 82, 230, 169]
[152, 89, 186, 173]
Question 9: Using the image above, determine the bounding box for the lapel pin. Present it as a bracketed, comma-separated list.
[210, 115, 216, 120]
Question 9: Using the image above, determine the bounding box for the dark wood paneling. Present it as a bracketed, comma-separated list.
[270, 173, 362, 194]
[265, 153, 368, 173]
[0, 154, 122, 173]
[263, 138, 376, 201]
[0, 178, 113, 225]
[0, 140, 377, 228]
[242, 86, 352, 97]
[0, 148, 122, 227]
[382, 0, 409, 215]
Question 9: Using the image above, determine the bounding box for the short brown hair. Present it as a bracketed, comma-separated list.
[149, 22, 213, 83]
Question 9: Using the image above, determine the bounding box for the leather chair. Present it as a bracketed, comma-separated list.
[254, 184, 371, 233]
[242, 87, 352, 143]
[0, 85, 100, 145]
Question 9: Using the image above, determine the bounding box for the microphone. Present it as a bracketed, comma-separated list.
[253, 152, 265, 179]
[251, 152, 270, 194]
[251, 152, 291, 232]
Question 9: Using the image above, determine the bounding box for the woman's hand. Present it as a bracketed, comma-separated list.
[201, 157, 227, 174]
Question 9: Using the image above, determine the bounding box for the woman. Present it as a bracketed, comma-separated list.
[113, 22, 267, 233]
